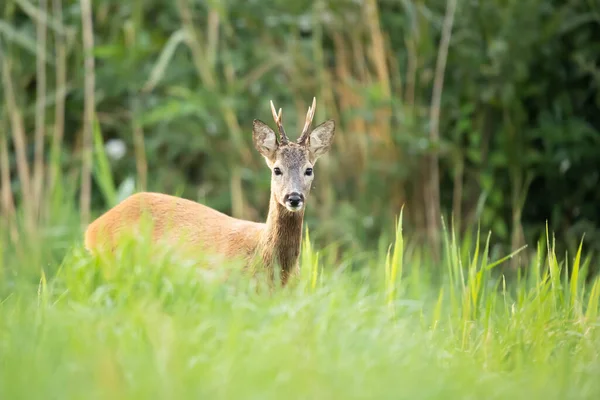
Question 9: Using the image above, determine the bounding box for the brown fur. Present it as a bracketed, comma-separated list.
[84, 190, 303, 284]
[258, 192, 305, 283]
[84, 108, 335, 286]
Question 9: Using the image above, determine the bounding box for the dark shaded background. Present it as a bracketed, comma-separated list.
[1, 0, 599, 267]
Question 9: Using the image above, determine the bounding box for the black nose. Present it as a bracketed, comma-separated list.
[285, 193, 304, 207]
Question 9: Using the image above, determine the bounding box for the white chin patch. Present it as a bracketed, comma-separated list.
[285, 203, 304, 212]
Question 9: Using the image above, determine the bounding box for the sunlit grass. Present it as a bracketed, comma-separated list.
[0, 214, 599, 399]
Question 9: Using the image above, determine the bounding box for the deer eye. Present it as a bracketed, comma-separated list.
[273, 167, 282, 176]
[305, 168, 313, 176]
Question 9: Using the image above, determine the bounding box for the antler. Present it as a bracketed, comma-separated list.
[297, 97, 317, 145]
[270, 100, 289, 145]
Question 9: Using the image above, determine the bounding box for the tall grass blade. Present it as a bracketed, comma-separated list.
[485, 245, 528, 271]
[570, 236, 584, 316]
[385, 208, 404, 309]
[586, 277, 600, 321]
[92, 118, 117, 207]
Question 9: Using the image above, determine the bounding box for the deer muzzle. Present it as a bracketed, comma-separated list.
[284, 192, 304, 212]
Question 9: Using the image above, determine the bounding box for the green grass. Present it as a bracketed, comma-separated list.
[1, 214, 599, 400]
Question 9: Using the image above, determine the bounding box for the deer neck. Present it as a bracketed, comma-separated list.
[260, 192, 304, 281]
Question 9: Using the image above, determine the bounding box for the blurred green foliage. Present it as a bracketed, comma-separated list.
[1, 0, 599, 258]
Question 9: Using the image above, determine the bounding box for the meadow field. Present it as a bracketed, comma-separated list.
[2, 0, 599, 398]
[1, 206, 599, 399]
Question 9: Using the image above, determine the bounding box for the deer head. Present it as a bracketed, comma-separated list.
[252, 97, 335, 212]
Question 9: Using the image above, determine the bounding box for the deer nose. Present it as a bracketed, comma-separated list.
[285, 193, 304, 209]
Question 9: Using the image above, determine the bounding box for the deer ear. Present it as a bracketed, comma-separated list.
[252, 119, 278, 160]
[307, 120, 335, 163]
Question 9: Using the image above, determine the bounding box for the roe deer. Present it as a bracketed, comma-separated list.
[84, 97, 335, 285]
